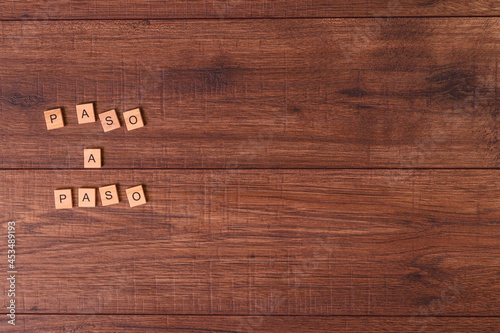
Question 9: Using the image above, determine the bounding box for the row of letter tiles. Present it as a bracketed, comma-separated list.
[54, 185, 146, 209]
[45, 104, 144, 132]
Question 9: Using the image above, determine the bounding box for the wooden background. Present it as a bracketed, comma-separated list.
[1, 1, 500, 332]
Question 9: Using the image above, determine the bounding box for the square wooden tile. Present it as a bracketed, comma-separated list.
[44, 108, 65, 130]
[123, 108, 144, 131]
[78, 188, 96, 207]
[84, 148, 101, 168]
[54, 189, 72, 209]
[76, 103, 96, 124]
[99, 184, 119, 206]
[126, 185, 147, 207]
[98, 109, 121, 132]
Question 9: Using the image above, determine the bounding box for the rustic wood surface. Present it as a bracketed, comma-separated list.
[10, 315, 500, 332]
[1, 170, 499, 320]
[1, 19, 500, 168]
[1, 1, 499, 331]
[0, 0, 499, 20]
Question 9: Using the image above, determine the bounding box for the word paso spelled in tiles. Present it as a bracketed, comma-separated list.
[99, 184, 120, 206]
[44, 103, 146, 132]
[44, 108, 65, 130]
[54, 189, 73, 209]
[123, 108, 145, 131]
[53, 185, 147, 208]
[78, 188, 96, 207]
[126, 185, 147, 207]
[84, 148, 102, 168]
[76, 103, 96, 124]
[99, 109, 121, 132]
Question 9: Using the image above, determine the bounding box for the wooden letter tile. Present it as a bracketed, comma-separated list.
[54, 189, 73, 209]
[78, 188, 96, 207]
[76, 103, 96, 124]
[99, 184, 119, 206]
[84, 148, 101, 168]
[126, 185, 147, 207]
[44, 108, 65, 130]
[123, 108, 144, 131]
[99, 109, 121, 132]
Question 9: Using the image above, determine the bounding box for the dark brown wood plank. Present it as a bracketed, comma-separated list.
[9, 315, 500, 332]
[1, 0, 499, 20]
[1, 170, 499, 316]
[1, 19, 500, 169]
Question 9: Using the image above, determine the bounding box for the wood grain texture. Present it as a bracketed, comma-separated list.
[1, 3, 499, 331]
[0, 0, 499, 20]
[1, 170, 499, 316]
[1, 18, 500, 169]
[10, 315, 500, 332]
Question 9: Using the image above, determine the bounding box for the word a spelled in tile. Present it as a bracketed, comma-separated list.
[99, 109, 121, 132]
[44, 108, 65, 130]
[99, 184, 119, 206]
[126, 185, 147, 207]
[54, 189, 72, 209]
[123, 108, 144, 131]
[78, 188, 96, 207]
[76, 103, 96, 124]
[84, 148, 101, 168]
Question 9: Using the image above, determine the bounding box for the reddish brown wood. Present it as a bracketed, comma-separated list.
[1, 0, 499, 20]
[1, 19, 500, 168]
[1, 170, 499, 316]
[11, 315, 500, 332]
[1, 3, 498, 331]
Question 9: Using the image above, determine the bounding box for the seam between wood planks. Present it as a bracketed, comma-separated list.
[1, 16, 500, 22]
[4, 314, 500, 317]
[2, 168, 500, 171]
